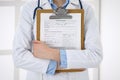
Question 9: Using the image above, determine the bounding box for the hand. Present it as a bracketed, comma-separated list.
[33, 40, 60, 62]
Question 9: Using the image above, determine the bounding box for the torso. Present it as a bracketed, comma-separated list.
[24, 0, 91, 80]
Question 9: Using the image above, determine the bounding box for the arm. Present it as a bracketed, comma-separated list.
[33, 41, 60, 63]
[12, 4, 50, 74]
[65, 6, 103, 69]
[33, 41, 67, 74]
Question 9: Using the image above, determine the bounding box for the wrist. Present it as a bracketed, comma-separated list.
[50, 48, 60, 62]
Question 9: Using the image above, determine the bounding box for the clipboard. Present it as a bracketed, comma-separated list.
[36, 9, 86, 72]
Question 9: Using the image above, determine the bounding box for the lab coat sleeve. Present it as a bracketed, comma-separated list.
[65, 6, 103, 68]
[12, 4, 50, 73]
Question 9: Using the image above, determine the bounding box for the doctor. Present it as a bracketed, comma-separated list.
[13, 0, 103, 80]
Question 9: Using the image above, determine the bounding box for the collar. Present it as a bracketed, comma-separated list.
[40, 0, 80, 9]
[48, 0, 70, 10]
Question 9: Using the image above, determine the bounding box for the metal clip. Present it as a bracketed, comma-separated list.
[50, 7, 72, 19]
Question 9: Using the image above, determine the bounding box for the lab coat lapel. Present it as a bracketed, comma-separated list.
[41, 0, 52, 9]
[67, 0, 80, 9]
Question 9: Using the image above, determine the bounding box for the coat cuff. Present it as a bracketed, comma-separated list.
[60, 49, 67, 68]
[46, 60, 57, 75]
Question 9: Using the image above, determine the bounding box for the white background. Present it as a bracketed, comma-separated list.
[101, 0, 120, 80]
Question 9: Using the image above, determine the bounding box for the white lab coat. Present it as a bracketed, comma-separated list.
[13, 0, 103, 80]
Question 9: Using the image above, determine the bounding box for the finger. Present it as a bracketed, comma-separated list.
[33, 40, 41, 44]
[39, 41, 46, 44]
[33, 41, 46, 46]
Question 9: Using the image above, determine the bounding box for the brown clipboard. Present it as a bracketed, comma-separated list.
[36, 9, 86, 72]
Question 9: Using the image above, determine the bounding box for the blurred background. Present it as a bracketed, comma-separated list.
[0, 0, 120, 80]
